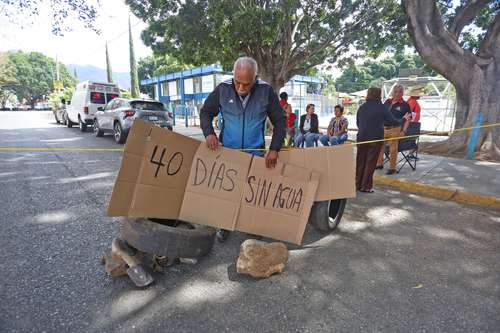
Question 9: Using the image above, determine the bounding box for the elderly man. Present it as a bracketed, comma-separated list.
[200, 56, 285, 241]
[376, 84, 411, 175]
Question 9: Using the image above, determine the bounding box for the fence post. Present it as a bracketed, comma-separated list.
[184, 105, 189, 127]
[466, 112, 483, 160]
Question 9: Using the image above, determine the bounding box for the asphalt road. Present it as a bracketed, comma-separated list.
[1, 111, 499, 333]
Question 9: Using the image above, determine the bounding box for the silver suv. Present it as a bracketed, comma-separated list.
[93, 98, 173, 143]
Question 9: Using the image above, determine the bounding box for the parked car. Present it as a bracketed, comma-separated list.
[93, 98, 174, 143]
[66, 81, 121, 131]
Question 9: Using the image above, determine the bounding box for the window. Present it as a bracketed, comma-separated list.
[106, 93, 119, 103]
[105, 99, 117, 110]
[193, 77, 202, 93]
[130, 101, 165, 111]
[161, 82, 169, 96]
[90, 91, 105, 104]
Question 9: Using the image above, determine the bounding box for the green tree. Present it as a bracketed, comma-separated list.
[129, 17, 140, 98]
[127, 0, 405, 91]
[7, 51, 76, 107]
[403, 0, 500, 160]
[0, 52, 18, 108]
[106, 42, 113, 83]
[335, 53, 435, 92]
[318, 72, 337, 97]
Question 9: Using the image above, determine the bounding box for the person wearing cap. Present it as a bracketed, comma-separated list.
[407, 86, 425, 123]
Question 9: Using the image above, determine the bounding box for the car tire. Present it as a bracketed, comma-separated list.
[308, 199, 347, 231]
[66, 116, 73, 128]
[62, 113, 67, 126]
[120, 217, 216, 258]
[114, 122, 126, 143]
[79, 117, 87, 132]
[93, 119, 104, 137]
[54, 114, 60, 124]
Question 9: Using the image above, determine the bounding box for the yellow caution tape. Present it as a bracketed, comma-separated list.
[0, 123, 498, 153]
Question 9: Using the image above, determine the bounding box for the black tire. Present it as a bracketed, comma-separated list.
[93, 119, 104, 137]
[78, 117, 87, 132]
[120, 218, 216, 258]
[66, 116, 73, 128]
[308, 199, 347, 231]
[54, 114, 60, 124]
[114, 121, 126, 143]
[62, 113, 67, 126]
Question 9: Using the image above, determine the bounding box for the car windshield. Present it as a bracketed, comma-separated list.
[131, 101, 165, 111]
[90, 92, 106, 104]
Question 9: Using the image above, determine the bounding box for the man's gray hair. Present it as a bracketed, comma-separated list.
[233, 57, 258, 75]
[393, 83, 404, 93]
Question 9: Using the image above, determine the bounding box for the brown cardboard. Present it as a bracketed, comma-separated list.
[108, 120, 322, 244]
[279, 144, 356, 201]
[107, 119, 200, 218]
[179, 144, 253, 231]
[237, 157, 320, 244]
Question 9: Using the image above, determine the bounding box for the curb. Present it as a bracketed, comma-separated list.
[373, 175, 500, 209]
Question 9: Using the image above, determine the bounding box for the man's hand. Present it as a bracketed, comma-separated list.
[205, 134, 220, 151]
[265, 150, 278, 169]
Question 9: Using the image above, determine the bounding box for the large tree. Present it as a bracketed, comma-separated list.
[126, 0, 405, 91]
[7, 51, 76, 107]
[0, 52, 17, 108]
[403, 0, 500, 160]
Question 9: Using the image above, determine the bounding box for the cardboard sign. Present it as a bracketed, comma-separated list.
[107, 120, 200, 219]
[108, 120, 353, 244]
[179, 145, 319, 244]
[279, 145, 356, 201]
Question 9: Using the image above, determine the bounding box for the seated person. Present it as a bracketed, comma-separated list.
[320, 105, 348, 146]
[295, 104, 320, 147]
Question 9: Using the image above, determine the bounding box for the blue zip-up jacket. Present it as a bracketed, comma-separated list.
[200, 79, 285, 155]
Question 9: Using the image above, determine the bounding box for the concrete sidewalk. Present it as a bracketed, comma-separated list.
[374, 154, 500, 208]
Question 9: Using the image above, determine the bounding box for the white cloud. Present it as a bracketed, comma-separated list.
[0, 0, 152, 72]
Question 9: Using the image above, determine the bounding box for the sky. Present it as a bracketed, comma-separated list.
[0, 0, 152, 72]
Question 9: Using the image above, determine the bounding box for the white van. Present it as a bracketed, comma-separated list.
[66, 81, 121, 131]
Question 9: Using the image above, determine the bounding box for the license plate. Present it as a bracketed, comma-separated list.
[149, 116, 158, 121]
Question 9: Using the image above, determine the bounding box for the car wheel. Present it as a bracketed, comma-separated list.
[62, 113, 67, 126]
[79, 117, 87, 132]
[93, 119, 104, 137]
[54, 114, 60, 124]
[308, 199, 347, 231]
[66, 116, 73, 128]
[120, 218, 216, 258]
[114, 122, 126, 143]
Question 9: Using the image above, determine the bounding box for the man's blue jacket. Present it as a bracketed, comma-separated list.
[200, 79, 285, 155]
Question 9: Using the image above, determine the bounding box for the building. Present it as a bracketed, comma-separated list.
[140, 64, 340, 124]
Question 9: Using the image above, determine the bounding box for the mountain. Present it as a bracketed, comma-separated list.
[66, 64, 131, 90]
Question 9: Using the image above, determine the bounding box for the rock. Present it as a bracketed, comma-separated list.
[179, 258, 198, 265]
[236, 239, 288, 278]
[102, 250, 128, 277]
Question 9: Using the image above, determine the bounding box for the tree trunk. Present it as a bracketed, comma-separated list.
[403, 0, 500, 161]
[259, 69, 286, 94]
[421, 62, 500, 161]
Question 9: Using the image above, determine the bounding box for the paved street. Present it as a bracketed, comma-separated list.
[1, 111, 499, 333]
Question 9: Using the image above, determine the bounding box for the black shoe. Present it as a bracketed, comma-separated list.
[375, 165, 383, 170]
[386, 169, 396, 175]
[216, 229, 230, 243]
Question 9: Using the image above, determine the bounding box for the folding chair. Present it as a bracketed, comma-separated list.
[384, 122, 421, 173]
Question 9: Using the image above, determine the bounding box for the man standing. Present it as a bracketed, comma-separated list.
[200, 56, 285, 241]
[376, 84, 411, 174]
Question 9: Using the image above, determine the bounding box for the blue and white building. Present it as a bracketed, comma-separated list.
[140, 64, 340, 124]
